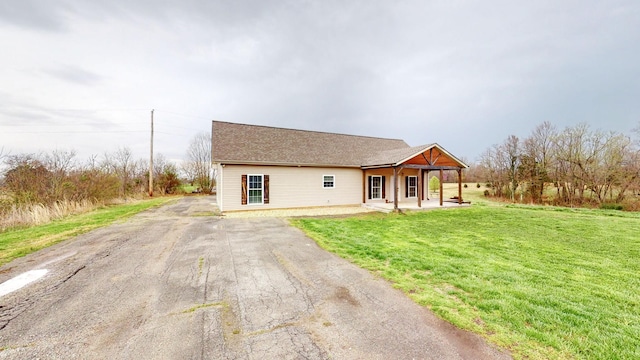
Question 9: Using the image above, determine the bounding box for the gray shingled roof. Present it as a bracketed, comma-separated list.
[212, 121, 410, 167]
[361, 144, 436, 167]
[212, 121, 467, 168]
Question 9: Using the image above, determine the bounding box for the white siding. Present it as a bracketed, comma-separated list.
[214, 163, 224, 210]
[219, 165, 363, 212]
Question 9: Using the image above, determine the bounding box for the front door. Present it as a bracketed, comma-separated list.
[371, 175, 382, 200]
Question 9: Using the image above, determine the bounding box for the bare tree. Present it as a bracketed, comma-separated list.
[478, 121, 640, 208]
[185, 132, 214, 193]
[521, 122, 557, 203]
[553, 124, 591, 205]
[44, 149, 77, 200]
[478, 145, 505, 197]
[104, 147, 135, 198]
[0, 147, 8, 181]
[502, 135, 521, 201]
[482, 136, 521, 201]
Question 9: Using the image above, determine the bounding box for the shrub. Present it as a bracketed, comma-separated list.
[463, 184, 468, 188]
[476, 183, 481, 188]
[484, 190, 491, 197]
[600, 203, 624, 211]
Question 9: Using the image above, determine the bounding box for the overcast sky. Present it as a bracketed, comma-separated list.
[1, 0, 639, 164]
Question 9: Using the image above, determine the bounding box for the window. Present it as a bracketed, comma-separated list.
[407, 176, 417, 198]
[370, 175, 382, 199]
[248, 174, 263, 204]
[242, 174, 269, 205]
[323, 175, 335, 188]
[367, 175, 385, 200]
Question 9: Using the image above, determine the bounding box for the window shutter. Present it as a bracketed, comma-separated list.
[367, 176, 372, 200]
[263, 175, 269, 204]
[382, 176, 386, 199]
[405, 176, 409, 198]
[241, 175, 247, 205]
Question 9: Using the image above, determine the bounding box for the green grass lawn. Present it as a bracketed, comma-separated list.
[292, 205, 640, 359]
[0, 197, 176, 267]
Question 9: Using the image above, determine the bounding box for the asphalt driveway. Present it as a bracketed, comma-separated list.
[0, 197, 509, 359]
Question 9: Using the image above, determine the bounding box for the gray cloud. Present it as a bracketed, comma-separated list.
[42, 64, 103, 86]
[0, 0, 72, 31]
[0, 0, 639, 162]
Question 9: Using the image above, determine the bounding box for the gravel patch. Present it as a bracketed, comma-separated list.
[222, 206, 377, 218]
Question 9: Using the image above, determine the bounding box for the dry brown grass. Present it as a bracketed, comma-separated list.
[0, 199, 103, 231]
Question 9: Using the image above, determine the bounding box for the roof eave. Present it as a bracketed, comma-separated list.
[214, 160, 361, 168]
[361, 164, 396, 169]
[432, 143, 469, 168]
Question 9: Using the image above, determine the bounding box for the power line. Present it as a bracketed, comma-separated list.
[154, 109, 212, 120]
[0, 130, 148, 134]
[0, 130, 192, 137]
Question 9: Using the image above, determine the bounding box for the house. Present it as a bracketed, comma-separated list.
[211, 121, 468, 212]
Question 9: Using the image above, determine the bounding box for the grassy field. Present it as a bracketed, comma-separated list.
[292, 204, 640, 359]
[0, 197, 176, 267]
[441, 181, 495, 204]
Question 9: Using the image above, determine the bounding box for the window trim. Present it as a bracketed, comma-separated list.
[323, 174, 335, 189]
[407, 175, 417, 198]
[370, 175, 383, 200]
[247, 174, 264, 205]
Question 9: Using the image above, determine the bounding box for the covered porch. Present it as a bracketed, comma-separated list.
[361, 143, 469, 212]
[364, 197, 470, 213]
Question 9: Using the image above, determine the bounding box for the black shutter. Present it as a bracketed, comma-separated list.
[367, 176, 372, 200]
[241, 175, 247, 205]
[382, 176, 386, 199]
[263, 175, 269, 204]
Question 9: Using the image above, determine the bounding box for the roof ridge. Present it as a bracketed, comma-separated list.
[212, 120, 406, 143]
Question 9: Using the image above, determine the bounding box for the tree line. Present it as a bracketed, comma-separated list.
[474, 122, 640, 208]
[0, 132, 215, 217]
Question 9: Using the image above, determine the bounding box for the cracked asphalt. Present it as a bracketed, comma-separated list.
[0, 197, 510, 359]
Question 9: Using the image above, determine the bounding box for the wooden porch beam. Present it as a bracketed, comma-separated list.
[417, 169, 422, 208]
[439, 169, 444, 206]
[402, 165, 463, 170]
[428, 148, 441, 166]
[393, 166, 399, 211]
[421, 153, 431, 166]
[458, 168, 462, 204]
[362, 170, 366, 204]
[425, 170, 429, 200]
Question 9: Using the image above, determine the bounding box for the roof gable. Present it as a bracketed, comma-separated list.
[362, 143, 468, 168]
[212, 121, 409, 167]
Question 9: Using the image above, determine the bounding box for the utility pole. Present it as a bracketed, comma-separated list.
[149, 109, 154, 197]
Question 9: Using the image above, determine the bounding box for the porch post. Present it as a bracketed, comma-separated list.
[417, 169, 422, 208]
[425, 170, 429, 200]
[458, 168, 462, 204]
[393, 166, 399, 211]
[362, 170, 366, 204]
[439, 168, 444, 206]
